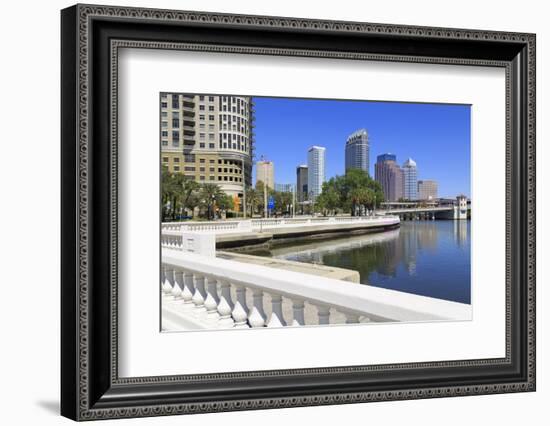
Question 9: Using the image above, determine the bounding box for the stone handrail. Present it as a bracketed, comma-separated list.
[162, 216, 385, 234]
[161, 249, 471, 331]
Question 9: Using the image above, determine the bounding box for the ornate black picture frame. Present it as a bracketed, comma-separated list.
[61, 4, 536, 421]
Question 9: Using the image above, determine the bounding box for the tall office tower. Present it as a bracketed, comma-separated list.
[256, 159, 275, 189]
[160, 93, 254, 197]
[402, 158, 418, 200]
[275, 183, 295, 193]
[345, 129, 369, 173]
[374, 153, 404, 202]
[418, 180, 438, 200]
[307, 146, 326, 200]
[296, 165, 309, 202]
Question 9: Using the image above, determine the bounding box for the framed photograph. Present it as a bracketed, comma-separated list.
[61, 4, 536, 421]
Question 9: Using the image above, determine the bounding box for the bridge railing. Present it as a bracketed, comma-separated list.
[162, 215, 389, 234]
[161, 249, 471, 330]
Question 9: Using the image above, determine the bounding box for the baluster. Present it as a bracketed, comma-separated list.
[217, 280, 235, 328]
[267, 293, 286, 327]
[191, 274, 207, 318]
[344, 312, 360, 324]
[204, 276, 221, 324]
[317, 305, 331, 325]
[162, 267, 174, 297]
[248, 289, 266, 327]
[180, 271, 195, 310]
[291, 299, 305, 326]
[171, 269, 184, 300]
[232, 284, 249, 328]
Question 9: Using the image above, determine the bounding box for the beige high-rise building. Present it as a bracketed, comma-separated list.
[256, 160, 274, 189]
[418, 180, 438, 200]
[375, 153, 403, 202]
[160, 93, 254, 197]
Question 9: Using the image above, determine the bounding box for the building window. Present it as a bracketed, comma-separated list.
[172, 131, 179, 140]
[218, 176, 222, 181]
[184, 166, 195, 172]
[209, 133, 215, 140]
[199, 133, 205, 139]
[209, 176, 215, 181]
[172, 119, 179, 128]
[209, 124, 215, 130]
[200, 175, 205, 181]
[172, 141, 179, 147]
[199, 158, 205, 163]
[199, 123, 205, 129]
[208, 105, 214, 111]
[209, 167, 215, 172]
[209, 96, 214, 102]
[209, 115, 214, 121]
[173, 166, 180, 171]
[200, 143, 205, 148]
[199, 167, 205, 172]
[161, 140, 168, 146]
[161, 102, 167, 108]
[210, 159, 215, 163]
[162, 157, 168, 163]
[161, 121, 168, 127]
[184, 154, 195, 162]
[199, 105, 205, 111]
[161, 111, 167, 117]
[171, 95, 179, 109]
[209, 143, 215, 149]
[161, 131, 168, 137]
[199, 95, 205, 101]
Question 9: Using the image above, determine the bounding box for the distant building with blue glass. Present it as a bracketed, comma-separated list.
[402, 158, 418, 200]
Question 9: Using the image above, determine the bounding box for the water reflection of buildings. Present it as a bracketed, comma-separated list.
[270, 222, 446, 284]
[264, 222, 470, 286]
[454, 220, 468, 247]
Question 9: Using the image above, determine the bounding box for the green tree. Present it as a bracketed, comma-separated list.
[199, 183, 225, 220]
[316, 182, 341, 215]
[177, 178, 200, 215]
[316, 169, 384, 216]
[245, 187, 261, 217]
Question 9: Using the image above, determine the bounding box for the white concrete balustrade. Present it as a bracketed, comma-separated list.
[162, 215, 393, 235]
[161, 248, 472, 331]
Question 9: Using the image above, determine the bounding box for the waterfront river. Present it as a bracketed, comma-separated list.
[248, 220, 471, 304]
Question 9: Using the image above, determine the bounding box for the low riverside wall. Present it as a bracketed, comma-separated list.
[162, 216, 401, 250]
[218, 216, 400, 249]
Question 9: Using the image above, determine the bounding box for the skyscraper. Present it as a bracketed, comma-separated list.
[160, 93, 254, 197]
[307, 146, 326, 200]
[402, 158, 418, 200]
[345, 129, 369, 173]
[296, 165, 309, 202]
[418, 180, 438, 200]
[375, 154, 403, 202]
[275, 183, 294, 193]
[255, 159, 274, 189]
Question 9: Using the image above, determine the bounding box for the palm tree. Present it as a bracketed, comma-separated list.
[161, 166, 181, 221]
[199, 183, 224, 220]
[177, 178, 200, 217]
[245, 187, 260, 217]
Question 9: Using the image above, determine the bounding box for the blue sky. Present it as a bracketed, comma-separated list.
[252, 97, 471, 198]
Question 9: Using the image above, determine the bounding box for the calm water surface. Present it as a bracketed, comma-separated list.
[248, 221, 471, 304]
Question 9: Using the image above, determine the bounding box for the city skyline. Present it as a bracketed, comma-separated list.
[253, 96, 470, 198]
